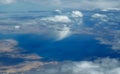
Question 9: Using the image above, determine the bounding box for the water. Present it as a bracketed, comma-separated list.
[0, 34, 119, 62]
[0, 10, 119, 62]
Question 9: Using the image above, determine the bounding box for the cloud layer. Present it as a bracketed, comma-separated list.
[0, 39, 56, 74]
[0, 0, 120, 11]
[0, 0, 15, 4]
[0, 9, 120, 50]
[1, 39, 120, 74]
[25, 58, 120, 74]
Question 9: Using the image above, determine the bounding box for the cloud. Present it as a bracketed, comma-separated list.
[0, 39, 56, 74]
[101, 8, 120, 11]
[88, 12, 120, 50]
[0, 9, 119, 50]
[0, 39, 18, 52]
[71, 11, 83, 17]
[1, 40, 120, 74]
[40, 11, 83, 41]
[25, 58, 120, 74]
[60, 0, 120, 9]
[92, 13, 107, 18]
[27, 0, 120, 9]
[0, 0, 16, 4]
[0, 0, 120, 10]
[0, 39, 120, 74]
[40, 15, 72, 41]
[55, 25, 71, 41]
[0, 6, 120, 74]
[41, 15, 71, 23]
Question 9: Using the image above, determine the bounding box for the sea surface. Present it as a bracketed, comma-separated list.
[0, 33, 119, 62]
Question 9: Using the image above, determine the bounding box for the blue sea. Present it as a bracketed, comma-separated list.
[0, 33, 119, 62]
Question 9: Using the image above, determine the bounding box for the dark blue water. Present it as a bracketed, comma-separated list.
[0, 56, 24, 66]
[0, 34, 120, 61]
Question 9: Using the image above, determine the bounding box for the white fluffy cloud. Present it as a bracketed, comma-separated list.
[26, 58, 120, 74]
[71, 11, 83, 17]
[40, 15, 72, 41]
[41, 15, 71, 23]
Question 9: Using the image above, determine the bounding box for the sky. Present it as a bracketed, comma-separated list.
[0, 0, 120, 74]
[0, 0, 120, 11]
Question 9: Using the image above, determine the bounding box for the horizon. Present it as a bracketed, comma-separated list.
[0, 0, 120, 11]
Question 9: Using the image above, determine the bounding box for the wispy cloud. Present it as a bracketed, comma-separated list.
[26, 58, 120, 74]
[0, 39, 56, 73]
[0, 0, 16, 4]
[0, 0, 120, 10]
[59, 0, 120, 9]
